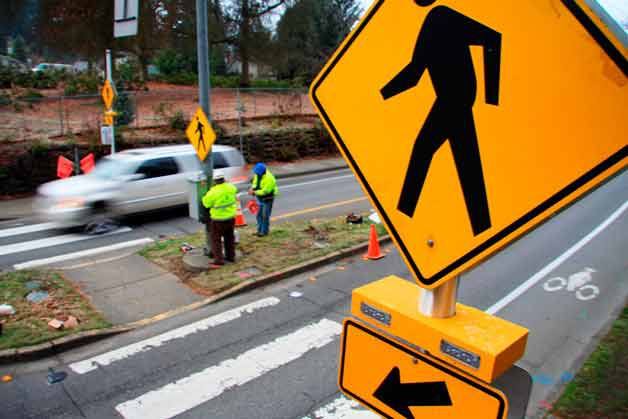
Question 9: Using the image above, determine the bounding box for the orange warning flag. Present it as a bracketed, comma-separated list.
[57, 156, 74, 179]
[80, 153, 95, 174]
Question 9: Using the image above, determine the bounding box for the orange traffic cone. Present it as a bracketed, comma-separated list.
[364, 224, 384, 260]
[235, 197, 247, 227]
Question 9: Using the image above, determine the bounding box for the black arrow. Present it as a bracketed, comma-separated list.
[373, 367, 452, 418]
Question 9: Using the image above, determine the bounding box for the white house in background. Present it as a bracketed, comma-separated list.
[225, 54, 274, 79]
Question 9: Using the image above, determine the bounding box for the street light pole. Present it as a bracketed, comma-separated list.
[196, 0, 213, 254]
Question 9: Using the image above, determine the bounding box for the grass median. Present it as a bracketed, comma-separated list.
[0, 270, 110, 350]
[140, 214, 387, 296]
[550, 306, 627, 418]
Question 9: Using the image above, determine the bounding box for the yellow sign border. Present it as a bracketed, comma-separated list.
[310, 0, 628, 288]
[339, 319, 507, 419]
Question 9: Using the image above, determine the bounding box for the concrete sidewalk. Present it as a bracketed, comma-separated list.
[0, 156, 347, 221]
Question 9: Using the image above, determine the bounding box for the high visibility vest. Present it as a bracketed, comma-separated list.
[202, 182, 238, 220]
[251, 171, 279, 200]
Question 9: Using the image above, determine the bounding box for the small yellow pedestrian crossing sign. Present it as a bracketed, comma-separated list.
[186, 107, 216, 162]
[101, 79, 116, 110]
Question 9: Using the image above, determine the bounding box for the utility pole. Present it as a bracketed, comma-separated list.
[105, 49, 116, 154]
[196, 0, 213, 253]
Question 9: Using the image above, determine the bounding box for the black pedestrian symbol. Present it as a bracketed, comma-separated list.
[381, 1, 501, 236]
[195, 117, 206, 153]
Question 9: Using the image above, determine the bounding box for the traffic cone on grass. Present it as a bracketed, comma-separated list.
[235, 197, 247, 227]
[364, 224, 384, 260]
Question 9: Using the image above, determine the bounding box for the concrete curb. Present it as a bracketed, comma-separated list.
[272, 163, 348, 180]
[0, 234, 390, 364]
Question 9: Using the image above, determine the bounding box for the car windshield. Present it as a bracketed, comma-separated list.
[89, 157, 137, 180]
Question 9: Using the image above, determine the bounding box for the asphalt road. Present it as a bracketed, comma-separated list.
[1, 169, 626, 419]
[0, 169, 369, 270]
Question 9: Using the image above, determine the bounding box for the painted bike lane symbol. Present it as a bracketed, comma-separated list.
[543, 267, 600, 301]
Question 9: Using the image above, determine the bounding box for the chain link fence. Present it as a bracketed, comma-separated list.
[0, 88, 315, 142]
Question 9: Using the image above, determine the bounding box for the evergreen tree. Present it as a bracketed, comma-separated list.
[275, 0, 361, 82]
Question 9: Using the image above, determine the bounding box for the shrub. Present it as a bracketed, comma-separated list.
[250, 79, 292, 89]
[117, 60, 146, 91]
[17, 89, 44, 100]
[169, 110, 187, 131]
[114, 92, 136, 127]
[211, 75, 240, 88]
[0, 92, 12, 107]
[153, 49, 196, 76]
[64, 72, 101, 96]
[276, 144, 299, 162]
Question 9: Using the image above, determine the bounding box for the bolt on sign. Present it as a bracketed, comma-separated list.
[340, 320, 508, 419]
[310, 0, 627, 289]
[101, 79, 116, 110]
[186, 107, 216, 162]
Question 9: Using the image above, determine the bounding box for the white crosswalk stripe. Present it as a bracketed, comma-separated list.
[0, 222, 59, 238]
[302, 396, 377, 419]
[14, 238, 154, 270]
[115, 318, 343, 419]
[69, 297, 281, 374]
[0, 227, 132, 257]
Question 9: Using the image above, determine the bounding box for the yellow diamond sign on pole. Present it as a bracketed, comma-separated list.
[310, 0, 627, 289]
[186, 107, 216, 162]
[101, 79, 116, 110]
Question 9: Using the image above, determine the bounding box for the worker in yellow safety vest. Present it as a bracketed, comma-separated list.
[202, 173, 238, 267]
[248, 162, 279, 236]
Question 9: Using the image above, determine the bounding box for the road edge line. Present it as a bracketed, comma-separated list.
[486, 200, 628, 315]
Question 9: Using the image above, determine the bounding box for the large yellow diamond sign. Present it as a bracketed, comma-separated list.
[186, 107, 216, 162]
[310, 0, 627, 288]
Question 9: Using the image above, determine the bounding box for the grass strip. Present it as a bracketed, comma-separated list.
[141, 214, 387, 296]
[0, 270, 110, 350]
[550, 306, 628, 418]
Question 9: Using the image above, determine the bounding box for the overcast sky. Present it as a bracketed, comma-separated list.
[357, 0, 627, 31]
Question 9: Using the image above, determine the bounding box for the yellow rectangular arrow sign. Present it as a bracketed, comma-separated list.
[340, 319, 508, 419]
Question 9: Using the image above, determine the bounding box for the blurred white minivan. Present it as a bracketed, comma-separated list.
[35, 145, 247, 226]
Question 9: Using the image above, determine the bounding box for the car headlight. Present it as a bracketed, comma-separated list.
[54, 198, 86, 210]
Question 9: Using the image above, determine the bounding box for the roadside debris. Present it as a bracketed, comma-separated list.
[63, 316, 79, 329]
[289, 291, 303, 298]
[47, 368, 67, 384]
[1, 375, 12, 383]
[26, 291, 49, 303]
[0, 304, 15, 316]
[25, 281, 42, 291]
[84, 219, 119, 235]
[346, 213, 363, 224]
[47, 319, 64, 330]
[368, 210, 381, 224]
[180, 243, 194, 253]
